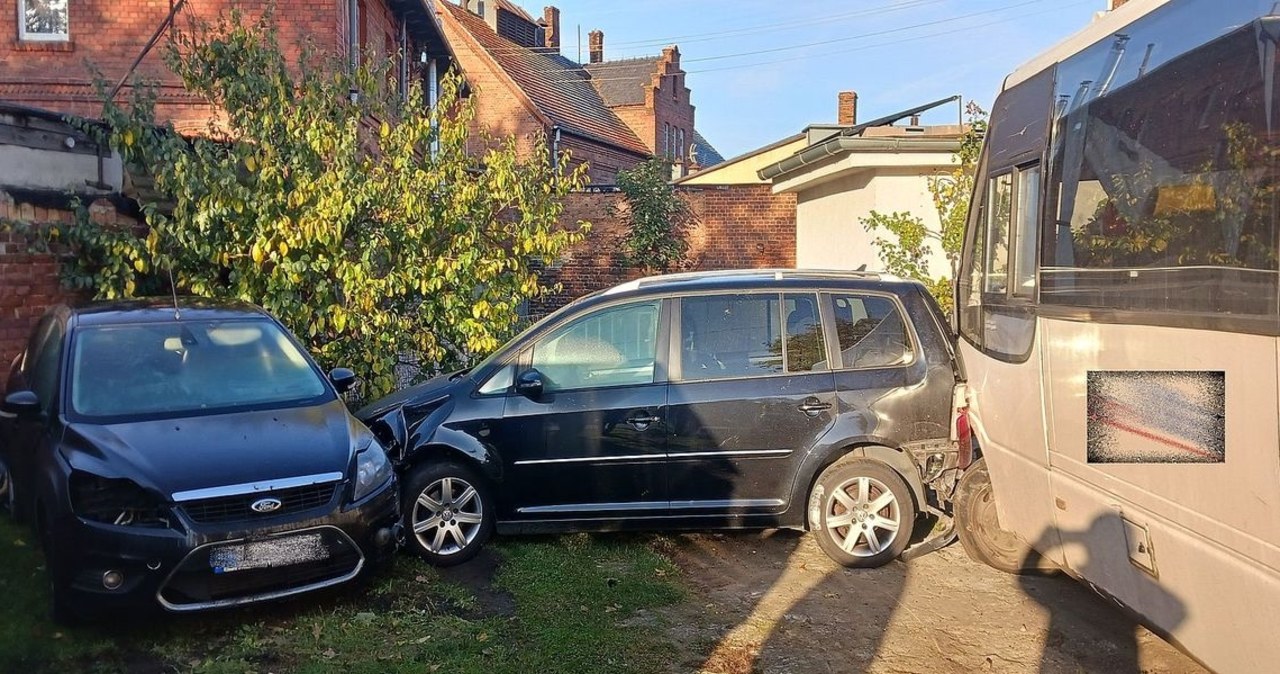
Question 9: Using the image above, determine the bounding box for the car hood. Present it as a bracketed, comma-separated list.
[355, 370, 462, 421]
[61, 399, 361, 499]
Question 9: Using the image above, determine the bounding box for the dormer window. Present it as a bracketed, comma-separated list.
[19, 0, 69, 42]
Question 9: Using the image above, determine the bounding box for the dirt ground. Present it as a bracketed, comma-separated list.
[658, 530, 1207, 674]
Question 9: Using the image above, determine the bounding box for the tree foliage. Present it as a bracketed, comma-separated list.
[861, 102, 988, 312]
[56, 11, 587, 398]
[614, 158, 691, 273]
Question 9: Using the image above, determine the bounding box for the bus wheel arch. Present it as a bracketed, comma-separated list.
[954, 457, 1057, 575]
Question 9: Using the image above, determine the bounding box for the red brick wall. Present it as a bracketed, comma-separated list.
[0, 0, 405, 131]
[0, 191, 137, 374]
[535, 184, 796, 313]
[611, 46, 695, 172]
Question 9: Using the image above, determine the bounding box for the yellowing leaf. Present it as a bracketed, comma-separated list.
[251, 243, 264, 264]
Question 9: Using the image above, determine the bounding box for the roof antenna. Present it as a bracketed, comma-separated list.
[167, 264, 181, 320]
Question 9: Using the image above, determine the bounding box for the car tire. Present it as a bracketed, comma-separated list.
[402, 461, 494, 567]
[954, 458, 1057, 575]
[810, 458, 914, 568]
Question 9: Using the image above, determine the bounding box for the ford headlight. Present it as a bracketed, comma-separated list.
[352, 439, 394, 502]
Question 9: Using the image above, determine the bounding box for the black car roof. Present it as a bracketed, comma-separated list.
[68, 297, 272, 327]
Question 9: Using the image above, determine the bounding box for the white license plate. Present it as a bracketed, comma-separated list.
[209, 533, 329, 574]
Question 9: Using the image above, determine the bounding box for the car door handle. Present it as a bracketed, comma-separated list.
[626, 414, 661, 428]
[798, 398, 832, 416]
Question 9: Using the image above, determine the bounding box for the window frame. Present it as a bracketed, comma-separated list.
[519, 298, 669, 394]
[821, 291, 920, 372]
[671, 292, 786, 383]
[18, 0, 69, 42]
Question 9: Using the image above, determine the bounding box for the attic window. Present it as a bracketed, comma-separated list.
[19, 0, 69, 41]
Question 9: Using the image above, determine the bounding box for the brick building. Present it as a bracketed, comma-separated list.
[0, 0, 455, 133]
[438, 0, 722, 184]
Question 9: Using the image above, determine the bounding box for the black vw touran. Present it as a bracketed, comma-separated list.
[360, 270, 965, 569]
[0, 299, 399, 621]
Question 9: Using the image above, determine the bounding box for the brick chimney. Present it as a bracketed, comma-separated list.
[543, 6, 560, 52]
[588, 30, 604, 64]
[838, 91, 858, 126]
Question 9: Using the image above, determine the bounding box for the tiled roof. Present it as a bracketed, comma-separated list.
[441, 2, 650, 156]
[583, 58, 660, 107]
[691, 129, 725, 168]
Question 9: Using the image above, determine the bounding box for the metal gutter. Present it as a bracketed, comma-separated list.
[757, 94, 962, 181]
[757, 136, 961, 181]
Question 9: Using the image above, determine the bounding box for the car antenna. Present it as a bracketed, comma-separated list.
[167, 265, 181, 320]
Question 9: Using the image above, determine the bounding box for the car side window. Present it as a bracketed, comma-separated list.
[827, 294, 913, 370]
[29, 320, 64, 413]
[530, 301, 660, 392]
[784, 293, 828, 372]
[679, 294, 783, 381]
[477, 364, 513, 395]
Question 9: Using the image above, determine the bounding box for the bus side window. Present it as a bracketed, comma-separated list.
[983, 173, 1013, 294]
[1012, 165, 1042, 297]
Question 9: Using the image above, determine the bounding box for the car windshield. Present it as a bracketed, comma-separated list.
[70, 320, 330, 419]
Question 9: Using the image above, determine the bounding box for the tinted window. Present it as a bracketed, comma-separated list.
[70, 320, 329, 419]
[1041, 20, 1280, 318]
[680, 294, 782, 380]
[784, 293, 828, 372]
[531, 301, 659, 392]
[829, 294, 912, 369]
[478, 364, 513, 395]
[29, 321, 64, 413]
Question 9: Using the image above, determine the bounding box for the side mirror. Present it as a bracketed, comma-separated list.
[2, 390, 41, 418]
[329, 368, 358, 394]
[515, 369, 544, 399]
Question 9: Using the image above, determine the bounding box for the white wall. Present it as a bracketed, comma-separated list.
[795, 167, 953, 278]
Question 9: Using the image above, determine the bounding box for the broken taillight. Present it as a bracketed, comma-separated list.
[955, 406, 974, 469]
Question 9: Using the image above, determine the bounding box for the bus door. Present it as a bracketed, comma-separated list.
[957, 67, 1064, 565]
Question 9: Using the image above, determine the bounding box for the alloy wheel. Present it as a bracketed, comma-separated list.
[410, 476, 485, 556]
[824, 475, 902, 557]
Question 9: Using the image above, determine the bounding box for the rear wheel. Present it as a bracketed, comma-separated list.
[402, 461, 494, 567]
[811, 459, 914, 568]
[954, 458, 1055, 574]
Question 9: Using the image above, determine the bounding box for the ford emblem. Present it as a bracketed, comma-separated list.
[251, 498, 283, 514]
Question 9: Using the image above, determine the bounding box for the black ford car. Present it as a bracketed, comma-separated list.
[360, 270, 966, 569]
[0, 299, 399, 621]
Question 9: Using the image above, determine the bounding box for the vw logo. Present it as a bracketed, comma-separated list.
[250, 498, 283, 514]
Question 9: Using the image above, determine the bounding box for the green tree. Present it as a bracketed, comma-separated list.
[614, 157, 692, 273]
[60, 10, 588, 398]
[861, 102, 987, 312]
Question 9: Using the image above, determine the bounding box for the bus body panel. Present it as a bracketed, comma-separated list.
[957, 337, 1064, 566]
[956, 1, 1280, 670]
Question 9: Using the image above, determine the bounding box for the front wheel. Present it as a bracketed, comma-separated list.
[810, 459, 915, 568]
[954, 458, 1055, 575]
[402, 461, 494, 567]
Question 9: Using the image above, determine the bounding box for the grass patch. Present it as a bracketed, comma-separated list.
[0, 520, 684, 673]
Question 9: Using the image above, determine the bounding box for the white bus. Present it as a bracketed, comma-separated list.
[952, 1, 1280, 671]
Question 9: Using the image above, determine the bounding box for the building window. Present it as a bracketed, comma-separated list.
[677, 128, 685, 163]
[662, 123, 670, 159]
[19, 0, 69, 41]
